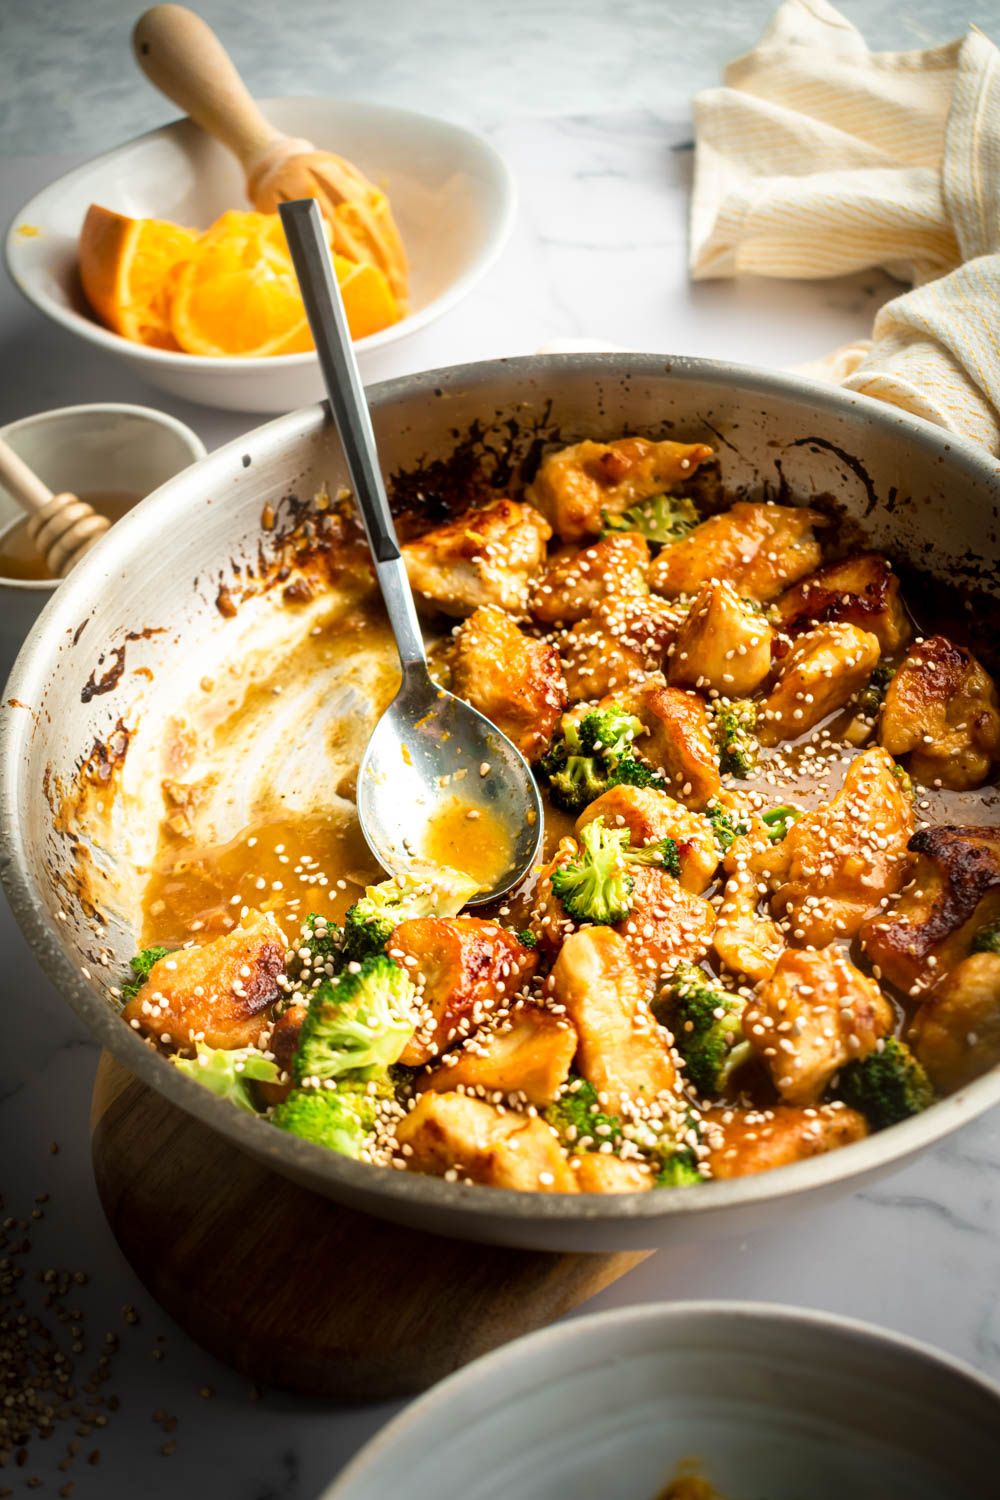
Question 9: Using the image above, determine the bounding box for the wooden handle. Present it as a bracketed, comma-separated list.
[0, 435, 53, 516]
[132, 5, 290, 171]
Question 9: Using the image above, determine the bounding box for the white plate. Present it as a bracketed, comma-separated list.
[5, 98, 515, 413]
[326, 1302, 1000, 1499]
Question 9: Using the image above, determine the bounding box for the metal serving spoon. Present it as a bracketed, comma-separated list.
[280, 199, 543, 903]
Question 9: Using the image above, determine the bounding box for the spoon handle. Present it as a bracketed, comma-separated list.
[279, 198, 426, 671]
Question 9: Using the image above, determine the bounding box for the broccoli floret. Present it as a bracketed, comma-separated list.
[714, 700, 758, 778]
[972, 918, 1000, 956]
[625, 836, 681, 879]
[550, 818, 634, 924]
[658, 961, 751, 1098]
[271, 1077, 393, 1157]
[855, 660, 896, 719]
[292, 954, 417, 1085]
[545, 1076, 623, 1150]
[606, 756, 660, 791]
[655, 1146, 702, 1188]
[118, 946, 173, 1004]
[577, 707, 644, 759]
[342, 869, 477, 960]
[540, 706, 651, 813]
[287, 914, 343, 981]
[547, 754, 610, 813]
[834, 1038, 934, 1130]
[516, 927, 538, 950]
[706, 802, 749, 853]
[762, 804, 803, 843]
[602, 493, 699, 546]
[171, 1043, 279, 1114]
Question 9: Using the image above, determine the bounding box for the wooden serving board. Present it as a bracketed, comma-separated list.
[90, 1053, 650, 1399]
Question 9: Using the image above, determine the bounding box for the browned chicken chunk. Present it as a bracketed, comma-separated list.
[402, 499, 551, 617]
[613, 866, 716, 984]
[396, 1092, 577, 1191]
[576, 784, 719, 894]
[757, 622, 881, 746]
[390, 918, 538, 1065]
[910, 952, 1000, 1092]
[530, 532, 649, 624]
[419, 1004, 578, 1107]
[550, 927, 678, 1115]
[628, 683, 722, 810]
[744, 948, 893, 1104]
[878, 635, 1000, 790]
[648, 502, 823, 603]
[255, 1002, 306, 1107]
[573, 1155, 655, 1193]
[754, 747, 914, 947]
[775, 552, 911, 653]
[450, 606, 567, 763]
[528, 836, 583, 956]
[861, 826, 1000, 997]
[559, 594, 685, 702]
[703, 1102, 868, 1179]
[668, 581, 775, 697]
[526, 436, 713, 544]
[122, 910, 286, 1051]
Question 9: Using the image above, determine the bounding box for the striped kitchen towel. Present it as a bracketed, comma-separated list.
[691, 0, 1000, 454]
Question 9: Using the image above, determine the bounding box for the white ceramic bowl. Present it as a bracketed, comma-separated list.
[5, 99, 516, 413]
[327, 1302, 1000, 1500]
[0, 403, 204, 660]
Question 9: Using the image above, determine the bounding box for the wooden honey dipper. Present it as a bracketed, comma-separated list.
[0, 438, 111, 578]
[132, 5, 409, 306]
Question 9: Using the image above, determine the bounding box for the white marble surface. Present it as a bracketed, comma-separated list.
[2, 2, 999, 1497]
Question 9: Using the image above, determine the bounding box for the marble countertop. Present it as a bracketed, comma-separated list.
[2, 2, 999, 1497]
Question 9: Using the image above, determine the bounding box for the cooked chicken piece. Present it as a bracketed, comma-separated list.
[860, 826, 1000, 997]
[418, 1004, 577, 1107]
[910, 952, 1000, 1092]
[526, 436, 713, 544]
[450, 606, 567, 763]
[775, 552, 911, 653]
[573, 1154, 655, 1193]
[627, 683, 722, 810]
[559, 594, 685, 702]
[878, 635, 1000, 790]
[402, 499, 551, 617]
[390, 918, 538, 1066]
[757, 622, 881, 746]
[254, 1002, 306, 1107]
[613, 866, 716, 985]
[713, 823, 785, 982]
[668, 581, 775, 697]
[528, 836, 582, 955]
[530, 532, 650, 624]
[395, 1091, 577, 1191]
[122, 910, 286, 1051]
[550, 927, 678, 1114]
[753, 747, 914, 947]
[703, 1101, 868, 1179]
[744, 948, 893, 1104]
[648, 502, 823, 603]
[575, 784, 719, 894]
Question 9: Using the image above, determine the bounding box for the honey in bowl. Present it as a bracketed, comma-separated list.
[0, 490, 137, 581]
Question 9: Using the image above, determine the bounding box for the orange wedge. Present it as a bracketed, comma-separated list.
[170, 210, 401, 357]
[79, 204, 197, 350]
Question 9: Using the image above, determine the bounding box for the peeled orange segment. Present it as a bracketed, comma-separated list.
[79, 204, 197, 350]
[335, 256, 402, 340]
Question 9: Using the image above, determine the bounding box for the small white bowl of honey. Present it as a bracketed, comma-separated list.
[0, 403, 205, 662]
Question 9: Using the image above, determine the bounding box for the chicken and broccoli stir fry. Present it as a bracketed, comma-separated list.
[119, 432, 1000, 1195]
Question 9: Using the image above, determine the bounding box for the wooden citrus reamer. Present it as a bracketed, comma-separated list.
[0, 437, 110, 578]
[131, 5, 409, 305]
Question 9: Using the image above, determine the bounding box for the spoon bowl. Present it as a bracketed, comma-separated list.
[358, 666, 544, 903]
[280, 197, 544, 903]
